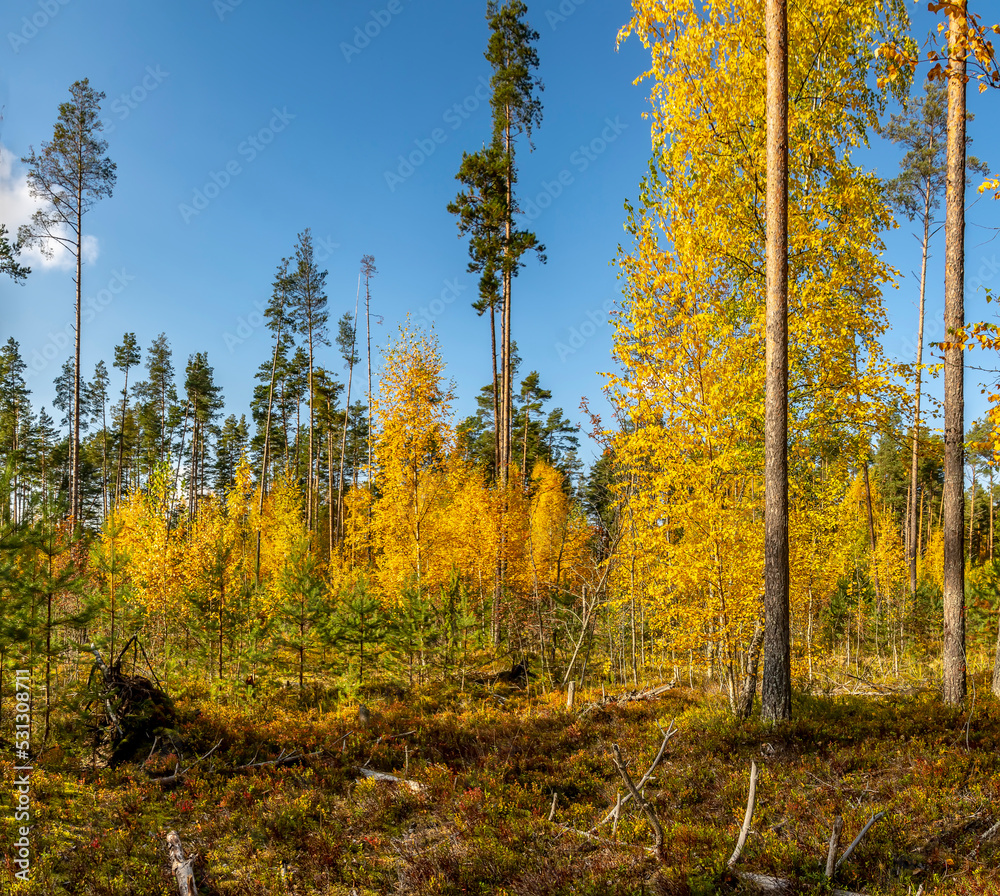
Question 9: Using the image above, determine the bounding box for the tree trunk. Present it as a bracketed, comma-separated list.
[943, 1, 968, 707]
[761, 0, 791, 724]
[336, 276, 360, 545]
[490, 302, 500, 478]
[736, 621, 765, 720]
[908, 178, 933, 597]
[72, 199, 82, 523]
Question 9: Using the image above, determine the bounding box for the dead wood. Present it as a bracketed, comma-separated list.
[826, 816, 844, 878]
[736, 872, 868, 895]
[355, 767, 426, 792]
[150, 741, 222, 787]
[835, 812, 885, 874]
[590, 720, 677, 832]
[166, 831, 198, 896]
[578, 682, 675, 718]
[727, 761, 759, 869]
[86, 642, 176, 766]
[611, 742, 665, 860]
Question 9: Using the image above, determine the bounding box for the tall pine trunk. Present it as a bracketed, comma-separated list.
[761, 0, 791, 723]
[943, 1, 968, 707]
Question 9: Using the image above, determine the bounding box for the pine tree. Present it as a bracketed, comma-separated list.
[184, 353, 223, 519]
[484, 1, 545, 483]
[288, 231, 330, 530]
[885, 78, 987, 599]
[19, 79, 116, 522]
[761, 0, 792, 724]
[0, 224, 29, 283]
[335, 310, 361, 547]
[112, 334, 141, 505]
[136, 334, 177, 480]
[88, 361, 111, 521]
[943, 0, 969, 706]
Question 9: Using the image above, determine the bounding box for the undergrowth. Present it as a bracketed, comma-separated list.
[2, 677, 1000, 894]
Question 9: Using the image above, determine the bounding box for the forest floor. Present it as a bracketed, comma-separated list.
[2, 672, 1000, 895]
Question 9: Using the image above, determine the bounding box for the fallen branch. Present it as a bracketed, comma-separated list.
[578, 682, 675, 718]
[234, 749, 322, 771]
[590, 720, 677, 832]
[736, 872, 868, 895]
[835, 812, 885, 874]
[150, 741, 222, 787]
[981, 818, 1000, 842]
[166, 831, 198, 896]
[611, 742, 665, 860]
[727, 761, 759, 869]
[355, 767, 426, 792]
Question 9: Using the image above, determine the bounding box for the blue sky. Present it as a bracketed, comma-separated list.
[0, 0, 997, 468]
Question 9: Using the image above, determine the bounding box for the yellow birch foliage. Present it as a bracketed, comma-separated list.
[610, 0, 908, 663]
[105, 468, 187, 621]
[526, 460, 590, 598]
[370, 324, 457, 602]
[257, 468, 310, 617]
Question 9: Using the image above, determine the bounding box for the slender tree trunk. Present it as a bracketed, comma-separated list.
[503, 119, 514, 486]
[761, 0, 791, 724]
[115, 366, 132, 506]
[909, 180, 933, 597]
[307, 319, 315, 530]
[862, 461, 882, 604]
[72, 199, 82, 523]
[490, 303, 500, 478]
[256, 324, 284, 583]
[101, 394, 108, 522]
[969, 461, 977, 565]
[337, 277, 360, 544]
[943, 1, 968, 706]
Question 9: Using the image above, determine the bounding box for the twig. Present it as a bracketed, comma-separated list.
[835, 812, 885, 873]
[151, 740, 222, 786]
[611, 743, 665, 860]
[727, 761, 759, 869]
[234, 749, 321, 771]
[548, 792, 558, 822]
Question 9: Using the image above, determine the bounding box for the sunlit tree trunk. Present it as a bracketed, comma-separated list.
[761, 0, 791, 723]
[943, 1, 968, 706]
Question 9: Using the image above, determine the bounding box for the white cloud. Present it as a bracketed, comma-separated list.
[0, 143, 100, 271]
